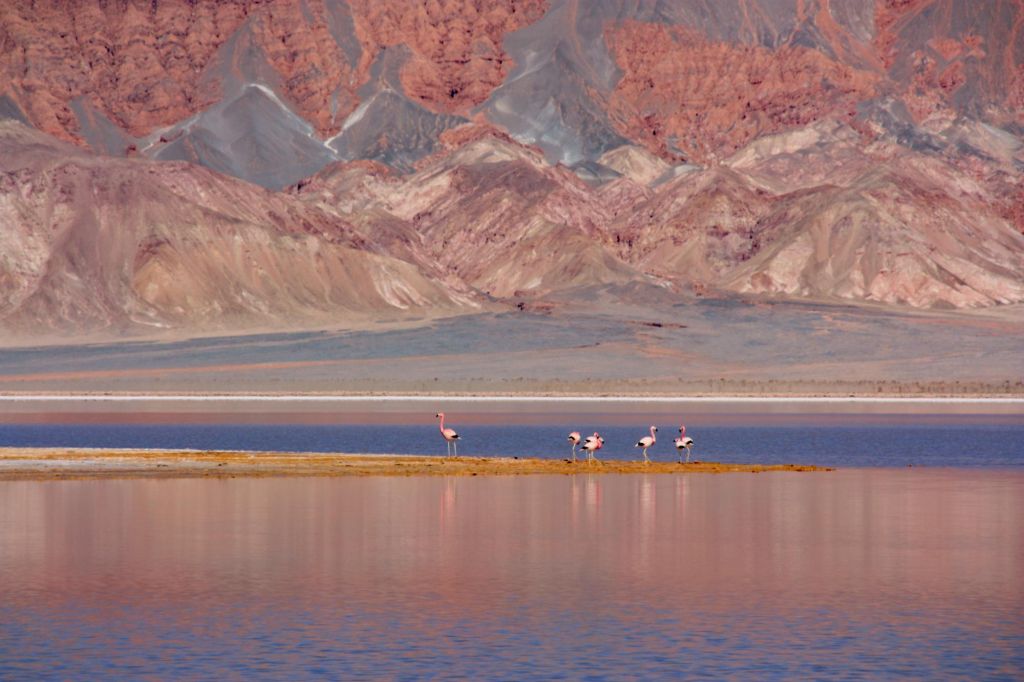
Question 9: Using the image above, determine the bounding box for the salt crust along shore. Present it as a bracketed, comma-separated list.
[0, 448, 830, 480]
[2, 395, 1022, 402]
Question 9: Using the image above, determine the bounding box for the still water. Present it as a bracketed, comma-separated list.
[1, 470, 1021, 679]
[1, 422, 1023, 467]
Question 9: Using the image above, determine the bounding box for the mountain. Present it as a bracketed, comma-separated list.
[291, 121, 1024, 309]
[295, 126, 647, 298]
[609, 121, 1024, 307]
[0, 121, 479, 335]
[0, 0, 546, 188]
[4, 1, 1021, 179]
[0, 1, 1022, 336]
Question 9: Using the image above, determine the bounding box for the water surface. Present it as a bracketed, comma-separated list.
[1, 422, 1022, 467]
[1, 470, 1021, 678]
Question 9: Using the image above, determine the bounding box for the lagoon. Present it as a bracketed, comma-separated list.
[1, 469, 1021, 679]
[1, 421, 1022, 467]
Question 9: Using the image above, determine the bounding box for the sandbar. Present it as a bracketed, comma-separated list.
[0, 448, 830, 480]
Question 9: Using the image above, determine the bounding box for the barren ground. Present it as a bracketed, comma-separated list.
[0, 447, 829, 480]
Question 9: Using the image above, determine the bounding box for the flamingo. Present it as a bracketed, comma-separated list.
[581, 432, 603, 462]
[435, 412, 460, 457]
[674, 425, 694, 463]
[635, 425, 658, 463]
[568, 431, 582, 462]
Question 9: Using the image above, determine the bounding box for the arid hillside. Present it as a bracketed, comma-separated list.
[0, 122, 480, 335]
[0, 1, 1022, 337]
[291, 123, 1024, 309]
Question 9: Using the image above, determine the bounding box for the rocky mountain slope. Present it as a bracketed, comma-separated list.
[4, 1, 1020, 181]
[0, 122, 479, 334]
[610, 121, 1024, 307]
[0, 1, 1022, 336]
[292, 122, 1024, 308]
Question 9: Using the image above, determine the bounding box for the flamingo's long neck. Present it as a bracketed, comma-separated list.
[680, 425, 686, 437]
[650, 426, 656, 441]
[438, 415, 445, 434]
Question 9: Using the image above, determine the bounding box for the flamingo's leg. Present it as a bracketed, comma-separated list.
[686, 446, 691, 463]
[453, 441, 457, 457]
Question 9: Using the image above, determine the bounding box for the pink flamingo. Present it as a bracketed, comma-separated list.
[581, 432, 603, 463]
[674, 425, 694, 463]
[435, 412, 460, 457]
[568, 431, 582, 462]
[635, 425, 658, 463]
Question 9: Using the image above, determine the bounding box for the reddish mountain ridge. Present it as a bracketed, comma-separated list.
[0, 1, 1022, 335]
[3, 1, 1020, 178]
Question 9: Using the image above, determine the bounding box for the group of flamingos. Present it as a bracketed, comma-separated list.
[435, 413, 694, 464]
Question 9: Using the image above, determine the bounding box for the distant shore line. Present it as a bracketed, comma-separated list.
[1, 394, 1022, 403]
[0, 448, 831, 480]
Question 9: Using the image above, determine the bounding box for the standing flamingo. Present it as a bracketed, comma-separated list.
[635, 425, 658, 463]
[568, 431, 582, 462]
[581, 432, 603, 462]
[674, 425, 694, 463]
[435, 412, 460, 457]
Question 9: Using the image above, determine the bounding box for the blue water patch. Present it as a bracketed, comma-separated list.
[1, 423, 1021, 467]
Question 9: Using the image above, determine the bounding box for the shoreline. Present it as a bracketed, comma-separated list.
[1, 394, 1023, 402]
[0, 448, 830, 480]
[2, 394, 1021, 425]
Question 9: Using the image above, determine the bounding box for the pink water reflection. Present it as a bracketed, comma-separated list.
[0, 470, 1021, 677]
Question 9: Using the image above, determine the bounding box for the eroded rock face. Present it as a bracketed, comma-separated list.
[0, 0, 545, 146]
[239, 0, 361, 137]
[604, 121, 1024, 308]
[1, 1, 1022, 333]
[3, 111, 1023, 338]
[1, 1, 253, 142]
[596, 145, 670, 186]
[300, 130, 643, 299]
[347, 0, 547, 115]
[2, 0, 1021, 174]
[875, 0, 1024, 125]
[604, 21, 880, 163]
[0, 122, 478, 335]
[297, 120, 1024, 310]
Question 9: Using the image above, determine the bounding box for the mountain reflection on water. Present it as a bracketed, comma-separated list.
[1, 470, 1021, 678]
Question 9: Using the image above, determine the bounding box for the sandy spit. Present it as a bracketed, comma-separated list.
[0, 448, 830, 480]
